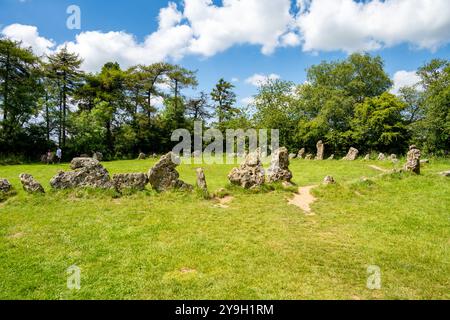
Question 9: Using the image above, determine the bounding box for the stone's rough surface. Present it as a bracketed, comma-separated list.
[377, 153, 386, 161]
[93, 152, 103, 161]
[439, 170, 450, 177]
[0, 179, 13, 193]
[228, 149, 265, 189]
[138, 153, 146, 160]
[315, 141, 325, 160]
[364, 154, 370, 161]
[19, 174, 45, 193]
[323, 176, 335, 185]
[328, 154, 335, 160]
[196, 168, 208, 191]
[289, 153, 297, 160]
[112, 173, 148, 191]
[50, 158, 113, 189]
[389, 154, 397, 160]
[344, 147, 359, 161]
[148, 152, 192, 192]
[404, 145, 421, 174]
[80, 154, 90, 158]
[267, 147, 293, 183]
[305, 154, 313, 160]
[298, 148, 306, 159]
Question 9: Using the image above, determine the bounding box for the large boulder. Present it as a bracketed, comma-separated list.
[19, 174, 45, 193]
[297, 148, 306, 159]
[112, 173, 148, 191]
[344, 147, 359, 161]
[228, 149, 265, 189]
[267, 147, 293, 183]
[148, 152, 192, 192]
[404, 145, 421, 174]
[0, 179, 12, 193]
[50, 158, 113, 189]
[315, 141, 325, 160]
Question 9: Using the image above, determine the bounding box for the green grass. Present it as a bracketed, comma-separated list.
[0, 158, 449, 300]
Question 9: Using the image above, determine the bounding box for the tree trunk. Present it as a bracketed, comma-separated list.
[3, 48, 10, 122]
[62, 72, 67, 148]
[147, 89, 152, 120]
[45, 91, 50, 143]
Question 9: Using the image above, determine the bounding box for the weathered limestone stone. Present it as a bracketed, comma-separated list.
[323, 176, 335, 185]
[19, 174, 45, 193]
[112, 173, 148, 191]
[315, 141, 325, 160]
[377, 153, 386, 161]
[439, 170, 450, 177]
[305, 154, 314, 160]
[148, 152, 192, 192]
[93, 152, 103, 161]
[289, 153, 297, 160]
[228, 149, 265, 189]
[80, 154, 90, 158]
[0, 179, 12, 193]
[364, 154, 370, 161]
[196, 168, 208, 191]
[267, 147, 293, 183]
[344, 147, 359, 161]
[50, 158, 113, 189]
[138, 153, 146, 160]
[404, 145, 421, 174]
[328, 154, 335, 160]
[298, 148, 306, 159]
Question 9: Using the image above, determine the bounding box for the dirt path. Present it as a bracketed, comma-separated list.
[214, 195, 234, 208]
[368, 165, 391, 173]
[288, 185, 318, 214]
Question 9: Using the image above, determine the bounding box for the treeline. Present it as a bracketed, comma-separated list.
[0, 37, 449, 163]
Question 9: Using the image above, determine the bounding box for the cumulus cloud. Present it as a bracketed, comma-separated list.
[1, 24, 55, 56]
[245, 73, 281, 87]
[296, 0, 450, 52]
[391, 70, 421, 94]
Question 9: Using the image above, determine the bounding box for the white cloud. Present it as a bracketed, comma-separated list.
[245, 73, 281, 87]
[241, 97, 255, 106]
[1, 24, 55, 56]
[391, 70, 421, 94]
[231, 77, 239, 83]
[296, 0, 450, 53]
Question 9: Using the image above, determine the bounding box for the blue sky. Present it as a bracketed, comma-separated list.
[1, 0, 450, 105]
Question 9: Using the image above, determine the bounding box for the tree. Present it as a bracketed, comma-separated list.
[168, 65, 197, 115]
[185, 92, 212, 121]
[47, 47, 83, 147]
[211, 78, 238, 130]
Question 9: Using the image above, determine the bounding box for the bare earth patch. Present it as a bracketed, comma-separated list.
[213, 195, 234, 209]
[288, 185, 318, 214]
[368, 165, 391, 173]
[7, 232, 24, 239]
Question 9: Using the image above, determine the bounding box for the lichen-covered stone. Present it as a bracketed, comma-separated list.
[196, 168, 208, 191]
[148, 152, 192, 192]
[297, 148, 305, 159]
[138, 153, 146, 160]
[112, 173, 148, 191]
[267, 147, 293, 183]
[344, 147, 359, 161]
[0, 179, 13, 193]
[93, 152, 103, 161]
[50, 158, 113, 189]
[305, 154, 313, 160]
[404, 145, 421, 174]
[323, 176, 335, 185]
[228, 149, 265, 189]
[377, 153, 386, 161]
[19, 174, 45, 193]
[315, 141, 325, 160]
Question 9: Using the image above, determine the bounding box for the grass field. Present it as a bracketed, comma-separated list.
[0, 158, 449, 300]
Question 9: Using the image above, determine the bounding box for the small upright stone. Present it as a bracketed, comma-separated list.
[323, 176, 335, 185]
[148, 152, 192, 192]
[298, 148, 306, 159]
[228, 148, 265, 189]
[404, 145, 421, 174]
[305, 154, 314, 160]
[267, 147, 293, 184]
[328, 154, 335, 160]
[364, 154, 370, 161]
[196, 168, 208, 191]
[289, 153, 297, 160]
[315, 141, 325, 160]
[138, 152, 146, 160]
[377, 153, 386, 161]
[19, 174, 45, 193]
[93, 152, 103, 161]
[0, 179, 13, 193]
[344, 147, 359, 161]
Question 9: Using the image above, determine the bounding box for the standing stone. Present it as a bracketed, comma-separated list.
[138, 153, 146, 160]
[328, 154, 335, 160]
[112, 173, 148, 191]
[93, 152, 103, 161]
[323, 176, 335, 185]
[289, 153, 297, 160]
[305, 154, 314, 160]
[364, 154, 370, 161]
[228, 148, 265, 189]
[298, 148, 306, 159]
[0, 179, 13, 193]
[377, 153, 386, 161]
[148, 152, 192, 192]
[196, 168, 208, 191]
[344, 147, 359, 161]
[404, 145, 421, 174]
[267, 147, 293, 183]
[19, 174, 45, 193]
[50, 158, 113, 189]
[315, 141, 325, 160]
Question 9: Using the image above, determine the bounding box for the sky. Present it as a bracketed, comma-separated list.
[1, 0, 450, 106]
